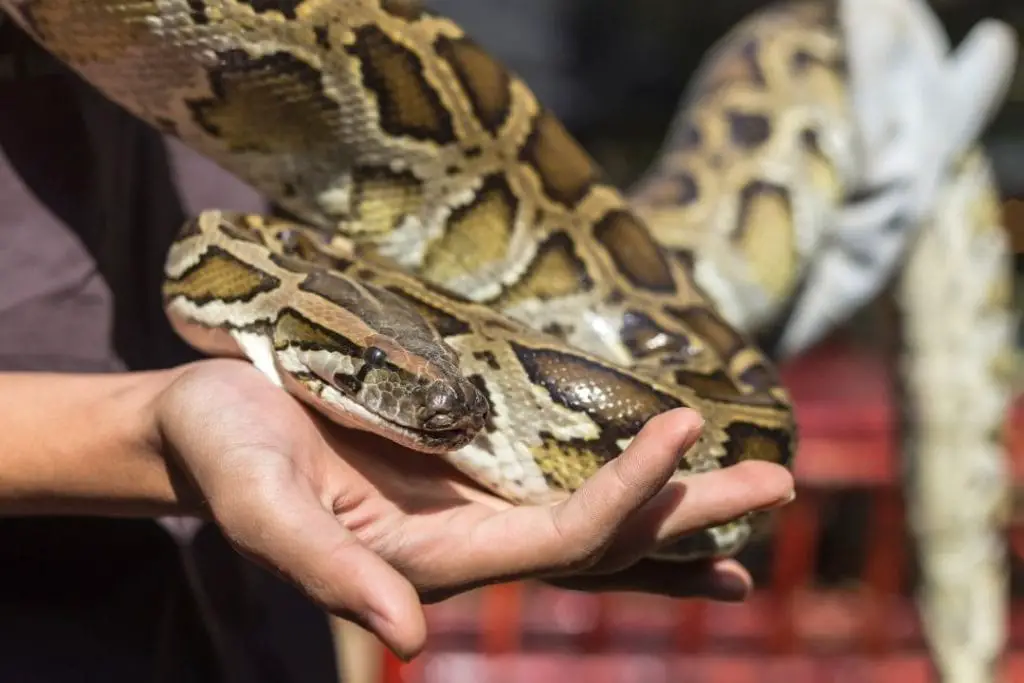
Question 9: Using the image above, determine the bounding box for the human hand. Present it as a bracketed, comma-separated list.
[155, 359, 794, 659]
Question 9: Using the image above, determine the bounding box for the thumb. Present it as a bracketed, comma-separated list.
[215, 467, 428, 660]
[158, 363, 427, 658]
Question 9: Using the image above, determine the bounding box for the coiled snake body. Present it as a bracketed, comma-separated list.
[0, 0, 1013, 570]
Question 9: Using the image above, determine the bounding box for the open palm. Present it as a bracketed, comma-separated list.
[157, 359, 794, 658]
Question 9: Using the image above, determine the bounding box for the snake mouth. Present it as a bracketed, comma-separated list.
[286, 373, 479, 453]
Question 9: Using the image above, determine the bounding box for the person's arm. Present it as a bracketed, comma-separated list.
[0, 368, 197, 517]
[0, 359, 793, 658]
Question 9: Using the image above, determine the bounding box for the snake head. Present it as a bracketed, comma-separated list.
[291, 342, 489, 452]
[272, 269, 489, 452]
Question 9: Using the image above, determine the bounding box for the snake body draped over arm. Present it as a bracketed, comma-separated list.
[0, 0, 798, 561]
[0, 0, 1015, 581]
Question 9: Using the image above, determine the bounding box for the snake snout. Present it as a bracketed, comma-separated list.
[420, 381, 488, 432]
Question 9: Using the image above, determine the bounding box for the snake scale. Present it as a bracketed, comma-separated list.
[1, 0, 1015, 571]
[2, 0, 802, 561]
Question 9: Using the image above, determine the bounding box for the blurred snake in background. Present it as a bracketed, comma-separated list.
[0, 0, 1018, 679]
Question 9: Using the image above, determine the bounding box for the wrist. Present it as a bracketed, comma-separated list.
[0, 366, 206, 518]
[113, 364, 211, 517]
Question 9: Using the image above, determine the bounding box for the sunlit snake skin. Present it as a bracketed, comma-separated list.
[0, 0, 802, 560]
[0, 0, 1015, 580]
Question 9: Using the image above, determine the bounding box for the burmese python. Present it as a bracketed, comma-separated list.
[0, 0, 1014, 571]
[1, 0, 801, 561]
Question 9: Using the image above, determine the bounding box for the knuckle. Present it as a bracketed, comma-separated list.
[300, 537, 369, 607]
[547, 509, 604, 573]
[608, 458, 635, 494]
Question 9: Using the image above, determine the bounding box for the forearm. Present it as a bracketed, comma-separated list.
[0, 367, 201, 517]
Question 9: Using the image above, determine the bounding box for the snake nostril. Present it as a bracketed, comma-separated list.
[421, 384, 459, 430]
[427, 384, 456, 409]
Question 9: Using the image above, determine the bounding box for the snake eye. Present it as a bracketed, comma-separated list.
[363, 346, 387, 367]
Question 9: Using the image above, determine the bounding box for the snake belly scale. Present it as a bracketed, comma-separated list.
[1, 0, 797, 560]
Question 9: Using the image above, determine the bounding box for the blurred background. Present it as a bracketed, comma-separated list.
[429, 0, 1024, 194]
[334, 1, 1024, 681]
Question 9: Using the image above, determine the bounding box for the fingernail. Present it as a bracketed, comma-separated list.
[367, 611, 413, 662]
[714, 571, 750, 601]
[758, 489, 796, 512]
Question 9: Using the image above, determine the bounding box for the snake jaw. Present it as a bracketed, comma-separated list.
[421, 410, 480, 433]
[287, 370, 482, 453]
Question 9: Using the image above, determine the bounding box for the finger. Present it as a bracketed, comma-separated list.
[545, 558, 754, 601]
[214, 465, 427, 660]
[660, 461, 795, 534]
[592, 460, 795, 571]
[455, 408, 703, 582]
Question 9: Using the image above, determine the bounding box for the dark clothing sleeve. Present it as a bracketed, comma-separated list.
[0, 18, 340, 683]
